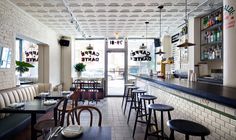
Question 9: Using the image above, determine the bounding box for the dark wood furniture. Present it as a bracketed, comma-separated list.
[127, 89, 146, 124]
[167, 119, 210, 140]
[123, 86, 139, 114]
[67, 106, 102, 126]
[121, 83, 134, 108]
[34, 98, 68, 137]
[49, 126, 111, 140]
[133, 94, 157, 137]
[0, 99, 57, 140]
[71, 78, 104, 101]
[145, 104, 174, 140]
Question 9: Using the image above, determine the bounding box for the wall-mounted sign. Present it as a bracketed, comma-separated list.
[110, 40, 123, 45]
[130, 50, 151, 61]
[81, 50, 100, 62]
[171, 33, 179, 43]
[224, 4, 236, 29]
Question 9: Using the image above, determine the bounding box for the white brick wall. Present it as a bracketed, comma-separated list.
[0, 0, 61, 90]
[137, 79, 236, 140]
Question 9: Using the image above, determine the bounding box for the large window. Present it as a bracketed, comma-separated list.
[128, 39, 155, 75]
[73, 40, 105, 78]
[15, 39, 38, 77]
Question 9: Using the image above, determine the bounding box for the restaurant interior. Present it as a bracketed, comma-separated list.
[0, 0, 236, 140]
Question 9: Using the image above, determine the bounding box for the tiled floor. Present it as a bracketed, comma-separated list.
[84, 97, 151, 140]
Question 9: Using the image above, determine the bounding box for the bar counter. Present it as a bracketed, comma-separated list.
[132, 74, 236, 108]
[131, 74, 236, 139]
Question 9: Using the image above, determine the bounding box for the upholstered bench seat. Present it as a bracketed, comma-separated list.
[0, 83, 51, 140]
[0, 114, 31, 140]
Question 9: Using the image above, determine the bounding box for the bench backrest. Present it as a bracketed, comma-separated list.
[0, 85, 39, 119]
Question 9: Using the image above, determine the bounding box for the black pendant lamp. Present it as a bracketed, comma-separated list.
[139, 21, 149, 49]
[86, 44, 93, 50]
[176, 0, 196, 48]
[155, 5, 165, 55]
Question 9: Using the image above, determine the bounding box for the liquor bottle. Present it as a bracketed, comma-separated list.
[211, 31, 214, 42]
[212, 46, 216, 59]
[214, 30, 217, 42]
[215, 45, 220, 59]
[204, 48, 209, 60]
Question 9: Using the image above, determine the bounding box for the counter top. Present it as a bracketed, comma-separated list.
[132, 74, 236, 108]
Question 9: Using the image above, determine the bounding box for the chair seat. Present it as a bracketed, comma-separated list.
[34, 119, 59, 132]
[148, 104, 174, 111]
[167, 119, 210, 136]
[139, 95, 157, 100]
[132, 89, 146, 93]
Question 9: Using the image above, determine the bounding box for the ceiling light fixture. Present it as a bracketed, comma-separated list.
[155, 5, 165, 55]
[62, 0, 86, 38]
[86, 44, 93, 50]
[139, 21, 149, 49]
[176, 0, 196, 48]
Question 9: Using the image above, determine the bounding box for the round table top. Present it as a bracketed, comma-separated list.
[167, 119, 210, 136]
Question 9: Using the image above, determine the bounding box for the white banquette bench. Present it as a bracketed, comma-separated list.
[0, 83, 51, 140]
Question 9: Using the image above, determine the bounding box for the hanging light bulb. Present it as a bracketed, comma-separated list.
[139, 21, 149, 49]
[176, 0, 196, 48]
[155, 5, 165, 55]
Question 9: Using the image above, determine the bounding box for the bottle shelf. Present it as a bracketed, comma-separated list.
[200, 7, 223, 63]
[201, 41, 222, 46]
[201, 22, 223, 31]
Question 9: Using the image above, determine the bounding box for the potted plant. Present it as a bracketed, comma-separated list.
[15, 61, 34, 86]
[16, 61, 34, 74]
[74, 63, 86, 77]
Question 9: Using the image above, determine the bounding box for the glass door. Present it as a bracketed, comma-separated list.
[107, 52, 125, 96]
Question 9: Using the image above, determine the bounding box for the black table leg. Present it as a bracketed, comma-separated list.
[31, 113, 37, 140]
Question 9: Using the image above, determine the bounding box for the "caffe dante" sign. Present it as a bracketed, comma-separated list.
[81, 51, 100, 62]
[130, 50, 151, 61]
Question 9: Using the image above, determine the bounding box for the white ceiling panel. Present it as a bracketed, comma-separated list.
[9, 0, 223, 38]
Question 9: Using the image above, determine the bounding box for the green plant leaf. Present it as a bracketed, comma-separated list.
[74, 63, 86, 72]
[15, 61, 34, 73]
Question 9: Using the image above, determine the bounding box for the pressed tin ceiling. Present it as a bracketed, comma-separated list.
[9, 0, 223, 38]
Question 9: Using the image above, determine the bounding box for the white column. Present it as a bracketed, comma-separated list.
[223, 0, 236, 87]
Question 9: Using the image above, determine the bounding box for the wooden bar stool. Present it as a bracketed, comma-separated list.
[127, 89, 146, 124]
[167, 119, 210, 140]
[121, 83, 134, 108]
[145, 104, 174, 140]
[123, 86, 139, 114]
[133, 95, 157, 137]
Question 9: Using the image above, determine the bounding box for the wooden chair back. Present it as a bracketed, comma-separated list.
[67, 105, 102, 126]
[54, 97, 68, 126]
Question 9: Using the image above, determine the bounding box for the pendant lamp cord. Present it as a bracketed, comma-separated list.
[146, 22, 147, 47]
[160, 7, 162, 39]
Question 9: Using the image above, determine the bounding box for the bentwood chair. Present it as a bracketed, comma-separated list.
[66, 105, 102, 126]
[34, 97, 68, 137]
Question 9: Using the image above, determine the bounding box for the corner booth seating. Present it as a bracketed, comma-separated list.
[0, 83, 51, 140]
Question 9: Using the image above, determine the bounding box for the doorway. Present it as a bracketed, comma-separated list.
[107, 52, 125, 96]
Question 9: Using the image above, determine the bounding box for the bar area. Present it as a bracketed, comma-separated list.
[0, 0, 236, 140]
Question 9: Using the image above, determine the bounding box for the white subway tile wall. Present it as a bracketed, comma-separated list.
[137, 79, 236, 140]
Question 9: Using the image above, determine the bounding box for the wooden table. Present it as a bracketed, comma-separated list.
[34, 91, 72, 100]
[0, 100, 57, 140]
[51, 126, 111, 140]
